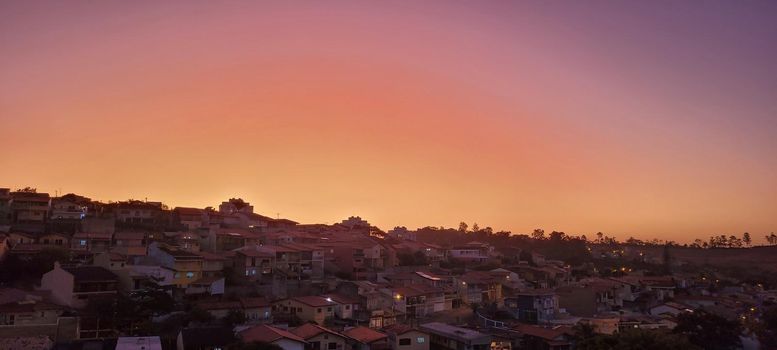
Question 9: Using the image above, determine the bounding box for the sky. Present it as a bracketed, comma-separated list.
[1, 1, 776, 243]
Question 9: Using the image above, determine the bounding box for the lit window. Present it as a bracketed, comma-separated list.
[186, 272, 194, 278]
[417, 337, 425, 343]
[80, 240, 87, 246]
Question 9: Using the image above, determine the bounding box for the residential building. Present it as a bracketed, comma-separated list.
[147, 243, 204, 288]
[0, 288, 78, 342]
[290, 323, 349, 350]
[505, 290, 558, 324]
[446, 242, 493, 264]
[113, 231, 147, 257]
[9, 190, 51, 224]
[419, 323, 490, 350]
[173, 207, 205, 230]
[239, 324, 307, 350]
[512, 324, 573, 350]
[40, 263, 119, 308]
[458, 271, 503, 306]
[71, 232, 112, 253]
[383, 324, 429, 350]
[272, 296, 339, 325]
[343, 326, 389, 350]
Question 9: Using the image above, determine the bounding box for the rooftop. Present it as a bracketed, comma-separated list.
[343, 326, 388, 344]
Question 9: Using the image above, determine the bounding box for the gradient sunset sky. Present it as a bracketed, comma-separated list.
[2, 1, 776, 243]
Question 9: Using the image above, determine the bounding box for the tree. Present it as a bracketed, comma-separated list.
[458, 222, 468, 233]
[767, 233, 777, 246]
[757, 305, 777, 349]
[188, 307, 215, 324]
[472, 223, 480, 232]
[673, 310, 742, 350]
[575, 328, 699, 350]
[223, 310, 246, 326]
[596, 232, 604, 243]
[531, 229, 545, 240]
[743, 232, 751, 247]
[662, 244, 672, 274]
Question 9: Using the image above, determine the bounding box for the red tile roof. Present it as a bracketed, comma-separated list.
[291, 296, 338, 307]
[513, 324, 572, 341]
[240, 324, 306, 344]
[291, 323, 343, 340]
[343, 326, 387, 344]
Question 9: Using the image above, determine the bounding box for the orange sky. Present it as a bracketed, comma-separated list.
[2, 1, 776, 243]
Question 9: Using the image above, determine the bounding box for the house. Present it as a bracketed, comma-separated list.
[37, 232, 70, 248]
[290, 323, 349, 350]
[322, 293, 359, 320]
[446, 242, 492, 264]
[50, 197, 87, 220]
[114, 200, 165, 228]
[219, 198, 254, 215]
[458, 271, 503, 306]
[241, 297, 272, 323]
[115, 336, 163, 350]
[239, 324, 307, 350]
[113, 231, 147, 257]
[173, 207, 205, 230]
[234, 245, 276, 280]
[504, 290, 558, 324]
[71, 232, 113, 253]
[9, 191, 51, 224]
[194, 297, 271, 323]
[649, 302, 692, 317]
[185, 276, 225, 296]
[0, 288, 78, 342]
[343, 326, 389, 350]
[419, 322, 490, 350]
[171, 231, 202, 252]
[387, 227, 416, 241]
[198, 251, 227, 277]
[512, 324, 573, 350]
[7, 232, 35, 246]
[383, 324, 429, 350]
[556, 279, 627, 317]
[321, 239, 393, 280]
[272, 296, 339, 325]
[40, 262, 119, 308]
[177, 326, 237, 350]
[147, 243, 204, 288]
[388, 284, 445, 318]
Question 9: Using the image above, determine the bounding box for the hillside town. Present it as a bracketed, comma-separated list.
[0, 188, 776, 350]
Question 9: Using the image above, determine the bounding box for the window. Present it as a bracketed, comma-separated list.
[417, 337, 425, 344]
[174, 273, 180, 278]
[80, 240, 87, 246]
[186, 272, 195, 278]
[317, 308, 322, 313]
[327, 307, 332, 312]
[399, 338, 411, 346]
[345, 305, 350, 310]
[328, 343, 338, 350]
